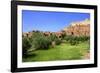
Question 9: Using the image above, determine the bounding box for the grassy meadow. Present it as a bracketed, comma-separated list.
[23, 42, 89, 62]
[22, 31, 90, 62]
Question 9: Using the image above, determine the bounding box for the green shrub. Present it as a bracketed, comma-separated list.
[55, 38, 62, 45]
[49, 34, 57, 41]
[78, 36, 90, 42]
[69, 40, 78, 45]
[32, 32, 44, 38]
[61, 31, 66, 39]
[64, 35, 89, 45]
[32, 36, 51, 50]
[64, 35, 72, 42]
[22, 37, 31, 57]
[48, 34, 62, 45]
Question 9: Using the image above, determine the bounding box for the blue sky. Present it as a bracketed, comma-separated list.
[22, 10, 90, 32]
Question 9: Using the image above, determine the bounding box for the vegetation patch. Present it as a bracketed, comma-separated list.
[22, 32, 90, 62]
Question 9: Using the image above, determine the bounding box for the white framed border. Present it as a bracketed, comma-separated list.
[17, 5, 94, 68]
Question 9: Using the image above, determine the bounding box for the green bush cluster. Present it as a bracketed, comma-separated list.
[22, 31, 90, 55]
[22, 37, 31, 57]
[78, 36, 90, 41]
[48, 34, 62, 45]
[55, 39, 62, 45]
[32, 36, 51, 50]
[31, 33, 62, 50]
[64, 35, 89, 45]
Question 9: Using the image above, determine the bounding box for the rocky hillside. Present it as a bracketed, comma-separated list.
[63, 19, 90, 36]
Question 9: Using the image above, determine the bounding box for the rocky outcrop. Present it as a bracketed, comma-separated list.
[63, 19, 90, 36]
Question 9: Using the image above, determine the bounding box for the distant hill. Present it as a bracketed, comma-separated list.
[63, 19, 90, 36]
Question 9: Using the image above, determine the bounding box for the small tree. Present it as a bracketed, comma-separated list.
[32, 34, 51, 50]
[55, 38, 62, 45]
[22, 37, 31, 57]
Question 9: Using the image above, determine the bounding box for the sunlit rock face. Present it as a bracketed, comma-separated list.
[63, 19, 90, 36]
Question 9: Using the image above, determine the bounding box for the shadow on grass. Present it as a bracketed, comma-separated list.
[23, 53, 37, 58]
[22, 53, 37, 62]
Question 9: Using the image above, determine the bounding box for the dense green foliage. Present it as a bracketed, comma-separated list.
[32, 36, 51, 50]
[31, 32, 51, 50]
[64, 35, 90, 45]
[22, 37, 31, 57]
[22, 31, 90, 60]
[23, 42, 89, 62]
[30, 32, 62, 50]
[48, 34, 62, 45]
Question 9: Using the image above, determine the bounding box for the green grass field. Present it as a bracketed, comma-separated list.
[23, 42, 90, 62]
